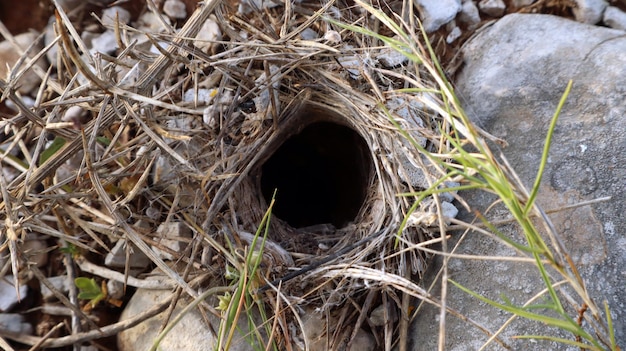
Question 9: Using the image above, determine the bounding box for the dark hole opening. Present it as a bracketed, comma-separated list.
[261, 121, 372, 229]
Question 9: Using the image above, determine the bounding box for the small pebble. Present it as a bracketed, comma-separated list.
[300, 28, 319, 40]
[603, 6, 626, 30]
[573, 0, 608, 24]
[446, 25, 462, 43]
[40, 276, 72, 301]
[378, 42, 409, 68]
[0, 313, 32, 334]
[90, 30, 118, 55]
[105, 239, 151, 269]
[107, 279, 125, 300]
[0, 276, 28, 312]
[152, 222, 192, 260]
[183, 88, 218, 105]
[22, 239, 48, 268]
[478, 0, 506, 17]
[441, 201, 459, 223]
[459, 0, 481, 27]
[0, 32, 45, 94]
[511, 0, 535, 8]
[414, 0, 462, 33]
[163, 0, 187, 19]
[194, 16, 222, 53]
[101, 6, 132, 27]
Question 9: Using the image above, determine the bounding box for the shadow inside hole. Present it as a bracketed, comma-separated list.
[260, 121, 372, 229]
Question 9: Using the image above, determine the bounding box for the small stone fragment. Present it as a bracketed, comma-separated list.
[459, 0, 481, 27]
[414, 0, 462, 33]
[369, 304, 398, 326]
[446, 25, 462, 43]
[183, 88, 218, 105]
[441, 201, 459, 222]
[439, 181, 460, 203]
[300, 28, 319, 40]
[107, 279, 125, 300]
[0, 314, 32, 334]
[478, 0, 506, 17]
[194, 16, 221, 53]
[118, 283, 257, 351]
[105, 239, 151, 269]
[0, 31, 46, 94]
[90, 30, 118, 55]
[573, 0, 608, 24]
[378, 40, 410, 68]
[511, 0, 535, 8]
[40, 276, 72, 301]
[603, 6, 626, 30]
[164, 0, 187, 19]
[0, 276, 27, 312]
[151, 222, 192, 260]
[22, 238, 48, 267]
[101, 6, 132, 27]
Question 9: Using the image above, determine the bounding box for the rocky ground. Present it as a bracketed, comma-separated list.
[0, 0, 625, 350]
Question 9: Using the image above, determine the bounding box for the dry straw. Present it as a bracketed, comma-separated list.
[0, 0, 453, 349]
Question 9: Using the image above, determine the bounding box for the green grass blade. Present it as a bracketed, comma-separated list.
[524, 80, 573, 216]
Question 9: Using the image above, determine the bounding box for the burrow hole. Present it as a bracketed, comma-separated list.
[260, 120, 372, 229]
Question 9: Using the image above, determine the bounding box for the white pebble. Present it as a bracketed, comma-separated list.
[101, 6, 132, 27]
[300, 28, 319, 40]
[40, 276, 72, 300]
[478, 0, 506, 17]
[90, 30, 118, 55]
[194, 16, 222, 53]
[446, 26, 462, 43]
[414, 0, 462, 33]
[0, 314, 32, 334]
[62, 106, 87, 122]
[0, 276, 27, 312]
[573, 0, 608, 24]
[163, 0, 187, 19]
[459, 0, 481, 27]
[603, 6, 626, 30]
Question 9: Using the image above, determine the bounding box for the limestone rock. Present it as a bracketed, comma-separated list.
[478, 0, 506, 17]
[0, 276, 27, 312]
[603, 6, 626, 30]
[410, 13, 626, 350]
[101, 6, 131, 27]
[163, 0, 187, 19]
[459, 0, 481, 27]
[0, 31, 45, 94]
[118, 286, 257, 351]
[573, 0, 608, 24]
[414, 0, 462, 33]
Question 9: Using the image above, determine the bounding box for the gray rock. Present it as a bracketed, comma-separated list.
[151, 222, 192, 261]
[410, 13, 626, 350]
[446, 25, 462, 43]
[511, 0, 535, 7]
[414, 0, 462, 33]
[459, 0, 481, 27]
[478, 0, 506, 17]
[40, 276, 72, 301]
[603, 6, 626, 30]
[163, 0, 187, 19]
[0, 31, 46, 94]
[118, 286, 258, 351]
[105, 239, 151, 269]
[573, 0, 608, 24]
[0, 276, 27, 312]
[101, 6, 131, 27]
[0, 314, 32, 334]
